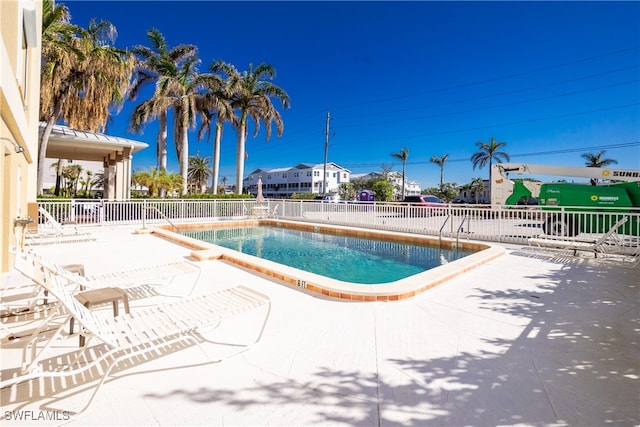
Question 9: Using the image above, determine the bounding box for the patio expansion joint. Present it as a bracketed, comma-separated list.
[528, 350, 561, 421]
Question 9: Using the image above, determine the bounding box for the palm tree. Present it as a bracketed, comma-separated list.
[581, 150, 617, 168]
[169, 56, 214, 195]
[188, 153, 212, 194]
[220, 176, 228, 194]
[37, 0, 80, 195]
[430, 154, 449, 187]
[211, 62, 290, 194]
[50, 159, 67, 196]
[132, 168, 183, 198]
[199, 61, 236, 194]
[128, 29, 197, 174]
[581, 150, 618, 185]
[38, 6, 134, 194]
[79, 170, 94, 197]
[470, 177, 485, 203]
[471, 136, 510, 179]
[391, 148, 409, 199]
[63, 163, 83, 197]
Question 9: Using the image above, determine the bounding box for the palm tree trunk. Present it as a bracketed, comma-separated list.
[402, 163, 406, 199]
[157, 112, 168, 172]
[235, 118, 247, 194]
[179, 126, 189, 196]
[54, 159, 66, 196]
[37, 114, 60, 195]
[212, 120, 222, 194]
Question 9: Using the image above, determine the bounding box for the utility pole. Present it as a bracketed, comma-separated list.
[322, 111, 331, 195]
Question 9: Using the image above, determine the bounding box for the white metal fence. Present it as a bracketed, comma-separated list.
[36, 199, 640, 248]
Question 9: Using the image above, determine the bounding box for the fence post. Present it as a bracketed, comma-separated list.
[142, 199, 147, 229]
[99, 199, 105, 225]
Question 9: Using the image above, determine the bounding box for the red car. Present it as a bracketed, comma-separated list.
[402, 195, 447, 216]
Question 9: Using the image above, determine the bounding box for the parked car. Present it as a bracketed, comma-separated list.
[321, 194, 342, 203]
[402, 195, 446, 216]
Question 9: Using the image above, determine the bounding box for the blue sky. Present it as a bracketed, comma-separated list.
[65, 1, 639, 189]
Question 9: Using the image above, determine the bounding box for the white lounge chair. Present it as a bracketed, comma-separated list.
[25, 207, 95, 245]
[84, 259, 202, 297]
[528, 216, 629, 257]
[1, 251, 271, 414]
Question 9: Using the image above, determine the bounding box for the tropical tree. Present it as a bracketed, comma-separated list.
[168, 55, 209, 195]
[50, 159, 67, 196]
[470, 136, 510, 179]
[371, 179, 394, 202]
[422, 182, 459, 202]
[198, 61, 236, 194]
[430, 154, 449, 187]
[38, 0, 79, 195]
[128, 28, 197, 174]
[581, 150, 618, 168]
[338, 182, 355, 201]
[129, 36, 207, 195]
[79, 170, 94, 197]
[211, 61, 290, 194]
[132, 168, 183, 198]
[219, 176, 228, 194]
[391, 148, 409, 199]
[63, 163, 83, 197]
[188, 153, 212, 194]
[38, 7, 134, 194]
[581, 150, 618, 185]
[470, 177, 485, 203]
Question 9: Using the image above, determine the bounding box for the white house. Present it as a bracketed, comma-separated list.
[352, 171, 422, 199]
[455, 179, 490, 203]
[244, 162, 351, 198]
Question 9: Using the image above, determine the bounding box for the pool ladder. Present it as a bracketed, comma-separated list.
[439, 214, 467, 248]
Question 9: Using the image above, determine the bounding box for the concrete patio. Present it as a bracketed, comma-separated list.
[1, 225, 638, 426]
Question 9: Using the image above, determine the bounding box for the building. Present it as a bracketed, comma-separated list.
[244, 163, 351, 198]
[351, 171, 422, 200]
[455, 179, 491, 204]
[1, 0, 42, 272]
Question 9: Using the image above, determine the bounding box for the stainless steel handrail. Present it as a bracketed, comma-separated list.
[142, 206, 179, 232]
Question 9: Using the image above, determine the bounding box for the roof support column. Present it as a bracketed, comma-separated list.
[103, 154, 116, 200]
[114, 152, 124, 200]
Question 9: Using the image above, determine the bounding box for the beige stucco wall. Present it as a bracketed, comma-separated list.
[0, 0, 42, 272]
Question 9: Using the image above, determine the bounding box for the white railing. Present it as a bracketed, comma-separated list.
[35, 198, 640, 247]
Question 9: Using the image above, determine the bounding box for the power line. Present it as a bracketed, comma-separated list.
[339, 70, 640, 129]
[337, 46, 640, 109]
[340, 141, 640, 169]
[331, 102, 640, 147]
[333, 79, 639, 130]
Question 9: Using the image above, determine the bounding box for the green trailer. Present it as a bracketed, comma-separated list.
[491, 163, 640, 236]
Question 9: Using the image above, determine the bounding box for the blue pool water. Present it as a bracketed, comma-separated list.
[183, 226, 475, 284]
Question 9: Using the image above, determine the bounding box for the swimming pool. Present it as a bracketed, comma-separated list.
[147, 219, 505, 301]
[181, 226, 476, 284]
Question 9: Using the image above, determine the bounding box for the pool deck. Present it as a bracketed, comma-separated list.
[1, 224, 639, 426]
